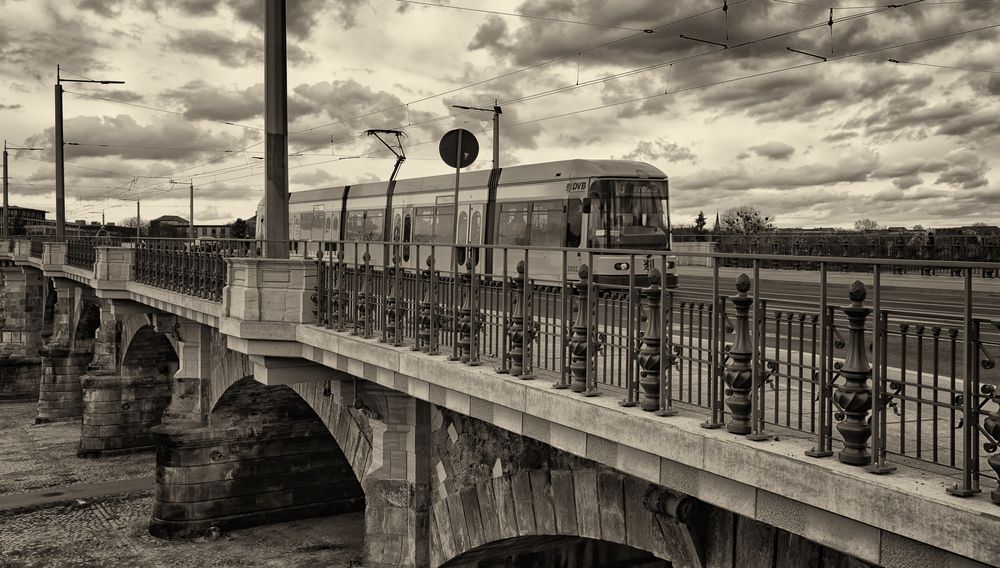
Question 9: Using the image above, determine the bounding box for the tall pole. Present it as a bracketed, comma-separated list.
[55, 73, 65, 242]
[264, 0, 289, 258]
[189, 181, 194, 239]
[492, 100, 501, 170]
[54, 65, 123, 243]
[2, 142, 8, 240]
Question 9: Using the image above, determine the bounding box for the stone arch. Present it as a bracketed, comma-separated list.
[72, 297, 101, 345]
[78, 324, 177, 457]
[441, 536, 669, 567]
[430, 469, 701, 568]
[150, 376, 366, 539]
[41, 277, 56, 341]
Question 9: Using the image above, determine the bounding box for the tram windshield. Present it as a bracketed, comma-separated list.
[589, 179, 669, 249]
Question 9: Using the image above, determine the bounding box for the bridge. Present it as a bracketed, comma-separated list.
[1, 236, 998, 567]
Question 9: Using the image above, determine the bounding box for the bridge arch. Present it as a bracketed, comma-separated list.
[79, 323, 178, 457]
[430, 469, 701, 568]
[150, 374, 366, 538]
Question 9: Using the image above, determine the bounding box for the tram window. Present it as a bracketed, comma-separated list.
[311, 210, 324, 241]
[456, 211, 469, 265]
[331, 214, 340, 241]
[498, 202, 530, 246]
[392, 214, 401, 242]
[413, 207, 435, 243]
[530, 200, 564, 247]
[347, 211, 365, 241]
[325, 212, 334, 240]
[434, 207, 454, 243]
[403, 214, 412, 262]
[292, 213, 301, 239]
[301, 211, 313, 236]
[470, 211, 482, 245]
[566, 199, 582, 248]
[457, 212, 468, 245]
[366, 210, 383, 240]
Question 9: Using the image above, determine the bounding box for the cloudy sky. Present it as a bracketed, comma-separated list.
[0, 0, 997, 228]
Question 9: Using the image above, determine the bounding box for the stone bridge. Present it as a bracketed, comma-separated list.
[0, 237, 997, 568]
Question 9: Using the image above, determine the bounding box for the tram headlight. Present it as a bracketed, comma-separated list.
[613, 262, 630, 271]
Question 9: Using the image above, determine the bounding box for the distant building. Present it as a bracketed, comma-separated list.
[192, 224, 233, 239]
[1, 206, 47, 235]
[149, 215, 189, 238]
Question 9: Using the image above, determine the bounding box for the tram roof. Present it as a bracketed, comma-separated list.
[288, 159, 666, 204]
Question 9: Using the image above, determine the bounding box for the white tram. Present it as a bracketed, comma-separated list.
[257, 159, 676, 285]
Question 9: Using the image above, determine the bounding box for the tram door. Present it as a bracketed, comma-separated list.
[455, 204, 484, 270]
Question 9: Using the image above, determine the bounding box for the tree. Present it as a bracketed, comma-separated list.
[853, 218, 879, 232]
[719, 205, 775, 235]
[119, 216, 149, 236]
[230, 218, 248, 239]
[694, 211, 707, 233]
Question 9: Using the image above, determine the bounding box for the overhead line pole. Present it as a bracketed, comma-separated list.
[264, 0, 289, 258]
[55, 65, 124, 242]
[2, 141, 45, 240]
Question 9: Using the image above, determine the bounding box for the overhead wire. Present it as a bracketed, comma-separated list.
[394, 0, 658, 32]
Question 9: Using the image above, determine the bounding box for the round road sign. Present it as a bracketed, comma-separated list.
[439, 129, 479, 169]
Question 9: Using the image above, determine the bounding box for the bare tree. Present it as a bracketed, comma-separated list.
[119, 216, 149, 236]
[853, 218, 879, 232]
[719, 205, 775, 235]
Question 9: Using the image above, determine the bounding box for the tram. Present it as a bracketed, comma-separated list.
[257, 159, 677, 285]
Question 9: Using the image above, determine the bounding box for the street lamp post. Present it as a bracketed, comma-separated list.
[451, 101, 502, 171]
[55, 65, 124, 242]
[2, 141, 45, 239]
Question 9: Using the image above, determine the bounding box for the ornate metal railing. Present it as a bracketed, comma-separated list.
[67, 236, 130, 269]
[132, 238, 262, 302]
[310, 239, 1000, 503]
[29, 238, 44, 258]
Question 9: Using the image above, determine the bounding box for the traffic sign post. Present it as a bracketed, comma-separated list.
[439, 127, 479, 250]
[440, 128, 480, 360]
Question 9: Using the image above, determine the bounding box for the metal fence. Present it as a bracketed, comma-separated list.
[67, 236, 131, 269]
[676, 233, 1000, 276]
[306, 240, 1000, 501]
[132, 238, 262, 302]
[28, 238, 44, 258]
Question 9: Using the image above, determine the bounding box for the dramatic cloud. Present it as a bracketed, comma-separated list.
[162, 30, 314, 68]
[24, 114, 251, 163]
[619, 140, 697, 164]
[748, 141, 794, 161]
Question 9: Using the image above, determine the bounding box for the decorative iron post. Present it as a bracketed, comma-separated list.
[835, 280, 873, 466]
[508, 261, 535, 378]
[983, 386, 1000, 504]
[417, 255, 438, 353]
[637, 268, 662, 411]
[333, 250, 347, 331]
[569, 264, 594, 393]
[382, 254, 398, 344]
[724, 274, 753, 435]
[313, 250, 327, 326]
[457, 260, 473, 363]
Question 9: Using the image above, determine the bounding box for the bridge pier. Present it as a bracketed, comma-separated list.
[36, 278, 100, 423]
[78, 309, 178, 457]
[0, 263, 44, 400]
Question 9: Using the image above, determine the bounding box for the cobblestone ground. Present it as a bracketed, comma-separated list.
[0, 402, 366, 567]
[0, 403, 154, 494]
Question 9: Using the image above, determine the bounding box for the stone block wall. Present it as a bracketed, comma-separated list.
[149, 377, 365, 539]
[0, 356, 42, 401]
[428, 406, 876, 568]
[78, 370, 173, 457]
[36, 346, 93, 422]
